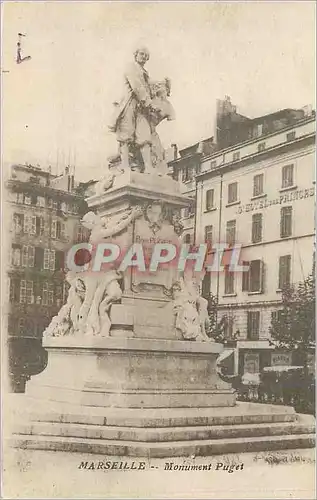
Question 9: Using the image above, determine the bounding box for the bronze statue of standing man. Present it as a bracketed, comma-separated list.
[109, 46, 174, 174]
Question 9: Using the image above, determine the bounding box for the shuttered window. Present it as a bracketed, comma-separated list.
[247, 311, 260, 340]
[280, 206, 292, 238]
[279, 255, 291, 289]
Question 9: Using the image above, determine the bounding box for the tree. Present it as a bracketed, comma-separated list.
[206, 292, 238, 344]
[269, 272, 315, 369]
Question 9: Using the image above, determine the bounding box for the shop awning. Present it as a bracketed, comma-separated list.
[263, 365, 303, 373]
[217, 349, 235, 364]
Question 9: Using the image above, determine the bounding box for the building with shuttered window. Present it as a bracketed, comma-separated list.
[169, 98, 316, 376]
[5, 164, 88, 391]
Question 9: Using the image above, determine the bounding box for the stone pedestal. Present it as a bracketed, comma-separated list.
[86, 170, 192, 340]
[27, 337, 235, 408]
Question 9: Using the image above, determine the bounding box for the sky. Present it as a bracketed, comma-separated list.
[2, 1, 316, 182]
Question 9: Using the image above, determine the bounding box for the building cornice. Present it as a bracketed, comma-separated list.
[168, 116, 316, 169]
[197, 132, 316, 181]
[6, 179, 84, 201]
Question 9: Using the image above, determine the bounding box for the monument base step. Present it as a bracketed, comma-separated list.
[11, 398, 298, 427]
[14, 414, 315, 442]
[9, 397, 315, 457]
[10, 432, 315, 458]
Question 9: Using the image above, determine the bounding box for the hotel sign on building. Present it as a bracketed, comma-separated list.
[237, 187, 315, 215]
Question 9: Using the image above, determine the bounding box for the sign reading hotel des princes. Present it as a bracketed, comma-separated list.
[236, 187, 314, 214]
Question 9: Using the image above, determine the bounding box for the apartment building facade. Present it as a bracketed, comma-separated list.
[5, 164, 88, 391]
[169, 100, 315, 376]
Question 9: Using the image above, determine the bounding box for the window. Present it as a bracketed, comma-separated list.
[282, 164, 294, 188]
[56, 221, 65, 240]
[228, 182, 238, 204]
[37, 196, 45, 207]
[60, 201, 67, 212]
[233, 151, 240, 161]
[286, 131, 296, 142]
[252, 213, 263, 243]
[247, 311, 260, 340]
[205, 189, 214, 211]
[9, 278, 20, 303]
[242, 260, 263, 293]
[271, 310, 283, 323]
[258, 142, 266, 152]
[224, 265, 235, 294]
[253, 124, 263, 137]
[242, 261, 250, 292]
[279, 255, 291, 289]
[280, 206, 292, 238]
[223, 316, 234, 340]
[47, 198, 53, 208]
[52, 200, 59, 210]
[183, 207, 189, 218]
[253, 174, 264, 197]
[249, 260, 263, 292]
[20, 280, 34, 304]
[184, 233, 191, 244]
[34, 247, 44, 269]
[42, 282, 48, 306]
[23, 215, 36, 235]
[204, 225, 213, 251]
[11, 245, 21, 266]
[182, 167, 191, 182]
[55, 285, 63, 307]
[202, 272, 211, 299]
[36, 216, 45, 236]
[77, 225, 86, 242]
[13, 213, 23, 234]
[44, 249, 55, 270]
[43, 250, 49, 270]
[24, 195, 31, 205]
[188, 203, 195, 216]
[210, 160, 217, 169]
[226, 220, 236, 247]
[55, 250, 65, 271]
[51, 220, 57, 239]
[16, 192, 24, 204]
[48, 283, 54, 305]
[18, 317, 25, 334]
[51, 217, 65, 239]
[22, 246, 35, 267]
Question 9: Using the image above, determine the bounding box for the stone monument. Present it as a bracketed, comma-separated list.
[11, 47, 315, 457]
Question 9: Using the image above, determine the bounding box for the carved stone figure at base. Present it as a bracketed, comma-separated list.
[43, 273, 85, 338]
[172, 277, 212, 342]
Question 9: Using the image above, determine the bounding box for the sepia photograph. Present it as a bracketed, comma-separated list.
[1, 1, 316, 498]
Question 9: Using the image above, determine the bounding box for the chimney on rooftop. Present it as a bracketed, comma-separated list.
[171, 143, 178, 160]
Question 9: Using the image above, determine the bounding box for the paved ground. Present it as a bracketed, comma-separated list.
[2, 447, 315, 499]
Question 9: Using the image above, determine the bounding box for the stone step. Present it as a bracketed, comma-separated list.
[19, 402, 297, 428]
[15, 415, 315, 442]
[10, 432, 316, 458]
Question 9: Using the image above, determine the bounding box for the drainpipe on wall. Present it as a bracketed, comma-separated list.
[193, 179, 198, 245]
[215, 174, 223, 326]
